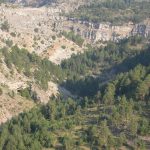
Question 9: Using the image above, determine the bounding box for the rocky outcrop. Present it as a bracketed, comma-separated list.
[131, 20, 150, 38]
[0, 3, 149, 52]
[59, 19, 130, 42]
[60, 18, 150, 43]
[0, 5, 61, 52]
[0, 5, 83, 64]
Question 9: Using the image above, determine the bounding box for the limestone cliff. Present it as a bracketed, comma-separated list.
[131, 19, 150, 38]
[58, 18, 150, 43]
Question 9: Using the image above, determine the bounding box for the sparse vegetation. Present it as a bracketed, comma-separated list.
[41, 40, 44, 44]
[5, 39, 13, 47]
[8, 90, 15, 98]
[34, 28, 39, 33]
[1, 20, 10, 32]
[71, 47, 74, 51]
[0, 88, 3, 96]
[61, 45, 66, 49]
[10, 32, 16, 37]
[52, 35, 56, 40]
[0, 46, 64, 90]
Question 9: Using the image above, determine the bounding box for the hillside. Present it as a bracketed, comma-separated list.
[0, 86, 34, 124]
[0, 0, 55, 6]
[68, 0, 150, 24]
[0, 45, 65, 123]
[0, 35, 149, 150]
[0, 0, 149, 150]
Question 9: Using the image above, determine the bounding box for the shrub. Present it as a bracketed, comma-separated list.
[62, 31, 84, 47]
[10, 32, 16, 37]
[34, 28, 39, 33]
[71, 48, 75, 51]
[61, 45, 66, 49]
[0, 88, 3, 95]
[5, 39, 13, 47]
[52, 36, 56, 40]
[1, 21, 10, 32]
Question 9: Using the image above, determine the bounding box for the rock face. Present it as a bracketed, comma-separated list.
[0, 3, 149, 56]
[131, 20, 150, 38]
[0, 4, 83, 64]
[0, 4, 65, 52]
[59, 18, 150, 43]
[1, 0, 149, 44]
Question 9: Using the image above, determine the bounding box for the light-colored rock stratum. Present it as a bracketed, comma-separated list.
[0, 3, 149, 65]
[0, 4, 83, 64]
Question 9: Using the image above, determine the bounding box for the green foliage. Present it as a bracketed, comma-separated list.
[0, 91, 149, 150]
[19, 88, 32, 100]
[138, 118, 150, 136]
[1, 21, 10, 32]
[61, 45, 66, 49]
[52, 35, 56, 40]
[103, 83, 116, 105]
[34, 28, 39, 33]
[0, 0, 7, 3]
[10, 32, 16, 37]
[62, 31, 84, 47]
[5, 39, 13, 47]
[68, 0, 150, 25]
[0, 88, 3, 95]
[0, 33, 149, 150]
[8, 90, 15, 98]
[61, 135, 75, 150]
[0, 46, 64, 90]
[0, 98, 79, 150]
[101, 62, 150, 104]
[61, 37, 149, 97]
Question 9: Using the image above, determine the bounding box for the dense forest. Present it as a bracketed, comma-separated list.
[67, 0, 150, 25]
[0, 95, 149, 149]
[61, 36, 149, 96]
[0, 35, 150, 149]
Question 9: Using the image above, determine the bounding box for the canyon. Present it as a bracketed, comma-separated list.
[0, 3, 149, 64]
[0, 0, 149, 125]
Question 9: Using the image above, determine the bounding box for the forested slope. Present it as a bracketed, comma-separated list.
[0, 36, 149, 150]
[61, 36, 149, 96]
